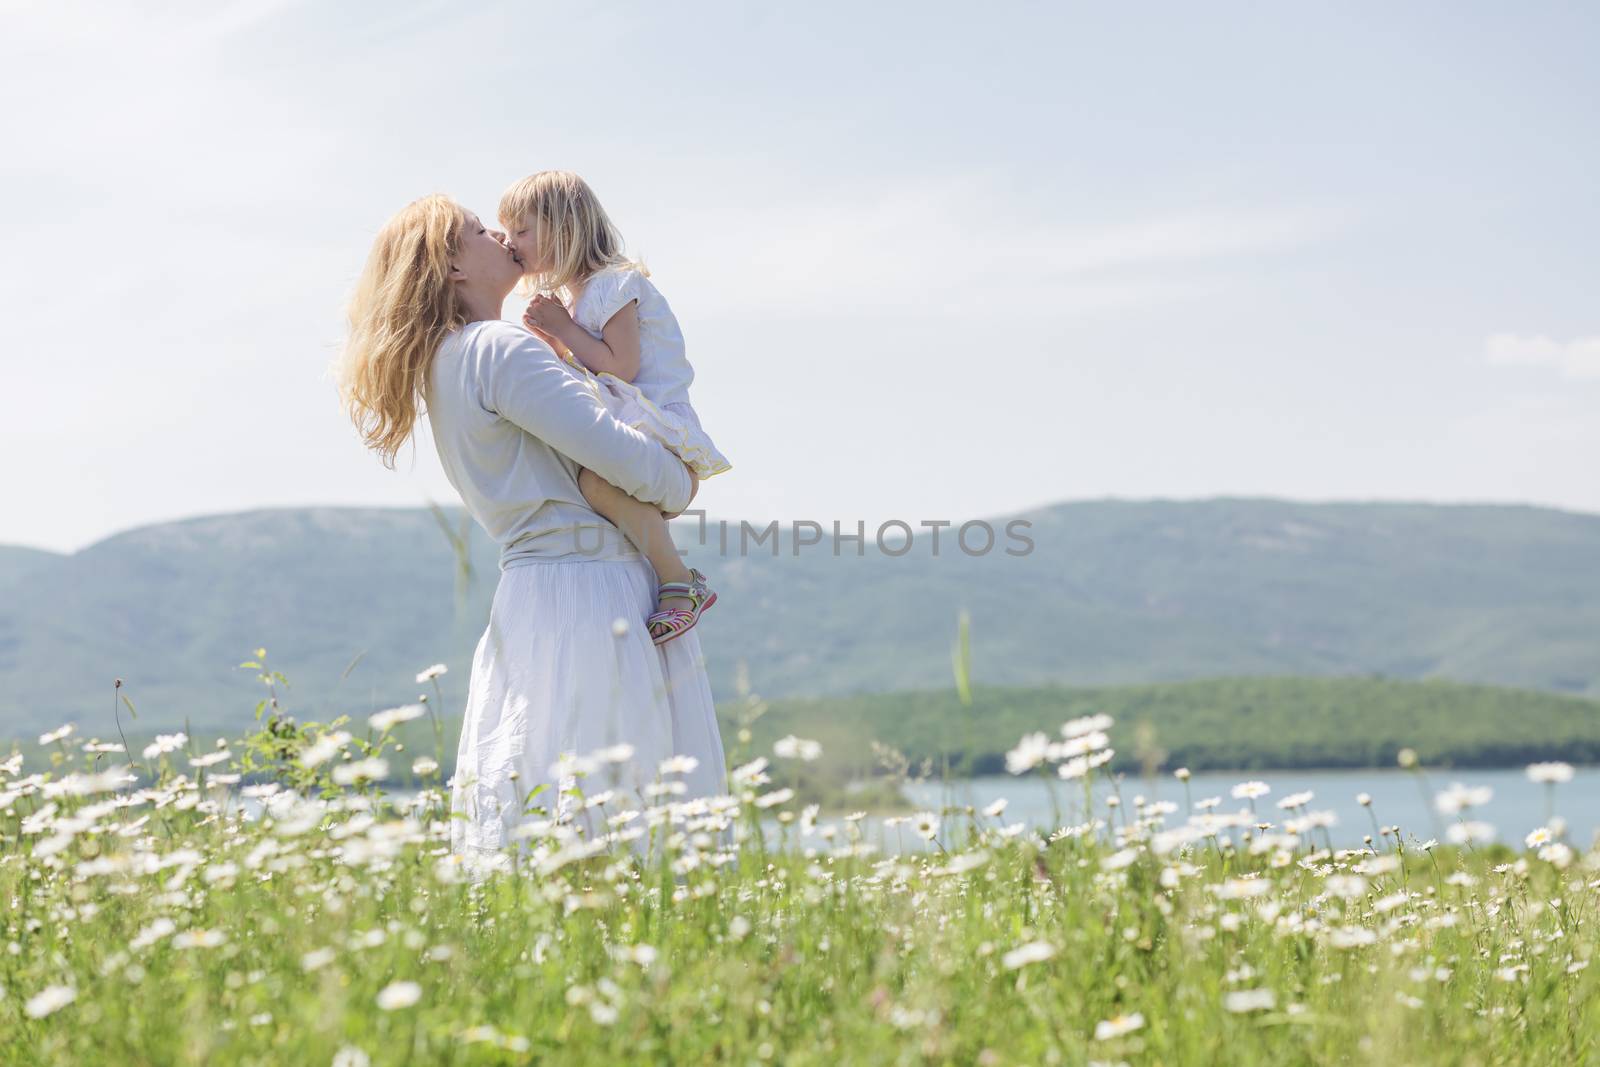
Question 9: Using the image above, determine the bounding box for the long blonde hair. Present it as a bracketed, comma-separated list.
[338, 194, 468, 469]
[498, 170, 642, 295]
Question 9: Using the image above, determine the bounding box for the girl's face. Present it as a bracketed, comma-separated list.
[504, 214, 552, 274]
[454, 213, 523, 291]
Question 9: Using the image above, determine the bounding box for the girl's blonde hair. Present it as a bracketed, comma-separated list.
[337, 194, 468, 469]
[498, 170, 643, 295]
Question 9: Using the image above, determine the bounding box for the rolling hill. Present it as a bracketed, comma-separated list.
[1, 498, 1598, 737]
[0, 544, 60, 589]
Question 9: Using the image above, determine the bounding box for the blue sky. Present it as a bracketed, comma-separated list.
[2, 1, 1596, 551]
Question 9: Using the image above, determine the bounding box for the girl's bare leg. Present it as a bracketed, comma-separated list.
[577, 467, 693, 613]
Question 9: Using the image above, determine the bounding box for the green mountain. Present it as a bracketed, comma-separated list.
[0, 544, 60, 591]
[2, 499, 1598, 737]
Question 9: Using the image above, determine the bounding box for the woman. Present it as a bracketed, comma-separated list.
[337, 194, 728, 858]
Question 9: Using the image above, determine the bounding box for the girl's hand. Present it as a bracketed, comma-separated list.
[523, 294, 574, 339]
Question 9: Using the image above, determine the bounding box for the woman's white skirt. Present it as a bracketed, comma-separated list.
[448, 556, 728, 859]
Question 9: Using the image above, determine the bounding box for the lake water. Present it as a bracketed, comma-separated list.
[900, 767, 1600, 850]
[246, 766, 1599, 854]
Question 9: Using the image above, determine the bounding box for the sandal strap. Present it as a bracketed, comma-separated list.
[648, 610, 697, 637]
[650, 609, 696, 625]
[657, 571, 711, 611]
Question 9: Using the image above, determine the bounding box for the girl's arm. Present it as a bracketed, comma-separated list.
[524, 296, 642, 382]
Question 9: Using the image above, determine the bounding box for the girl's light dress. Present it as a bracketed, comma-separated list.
[563, 266, 731, 480]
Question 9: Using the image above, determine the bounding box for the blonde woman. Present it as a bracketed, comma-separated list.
[338, 194, 728, 858]
[501, 171, 730, 646]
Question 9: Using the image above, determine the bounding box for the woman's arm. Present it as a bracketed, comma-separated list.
[524, 296, 642, 381]
[477, 324, 691, 513]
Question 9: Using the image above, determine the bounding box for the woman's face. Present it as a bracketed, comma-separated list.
[454, 213, 523, 294]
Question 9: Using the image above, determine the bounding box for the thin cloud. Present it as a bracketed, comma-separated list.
[1485, 334, 1600, 381]
[670, 172, 1340, 319]
[188, 0, 318, 43]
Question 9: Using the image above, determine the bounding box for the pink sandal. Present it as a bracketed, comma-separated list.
[647, 568, 717, 645]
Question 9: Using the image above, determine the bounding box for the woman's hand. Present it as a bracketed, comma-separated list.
[523, 320, 563, 351]
[523, 294, 575, 340]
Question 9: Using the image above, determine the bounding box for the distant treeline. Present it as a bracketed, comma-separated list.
[736, 676, 1600, 779]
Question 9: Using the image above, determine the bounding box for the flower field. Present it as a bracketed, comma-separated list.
[3, 674, 1597, 1065]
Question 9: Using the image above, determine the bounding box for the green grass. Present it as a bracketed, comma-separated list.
[2, 675, 1598, 1065]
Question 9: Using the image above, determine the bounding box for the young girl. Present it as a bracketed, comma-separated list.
[499, 170, 731, 645]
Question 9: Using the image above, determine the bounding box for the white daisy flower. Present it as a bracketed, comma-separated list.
[592, 744, 635, 765]
[142, 733, 188, 760]
[1539, 842, 1574, 869]
[1001, 941, 1056, 970]
[1005, 732, 1051, 774]
[301, 731, 353, 769]
[24, 985, 76, 1018]
[332, 758, 389, 786]
[1093, 1011, 1145, 1040]
[173, 930, 226, 949]
[773, 735, 822, 761]
[1223, 989, 1275, 1013]
[659, 754, 700, 775]
[376, 981, 422, 1010]
[753, 788, 794, 809]
[1435, 782, 1493, 815]
[369, 704, 426, 733]
[1062, 713, 1114, 739]
[1527, 762, 1574, 784]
